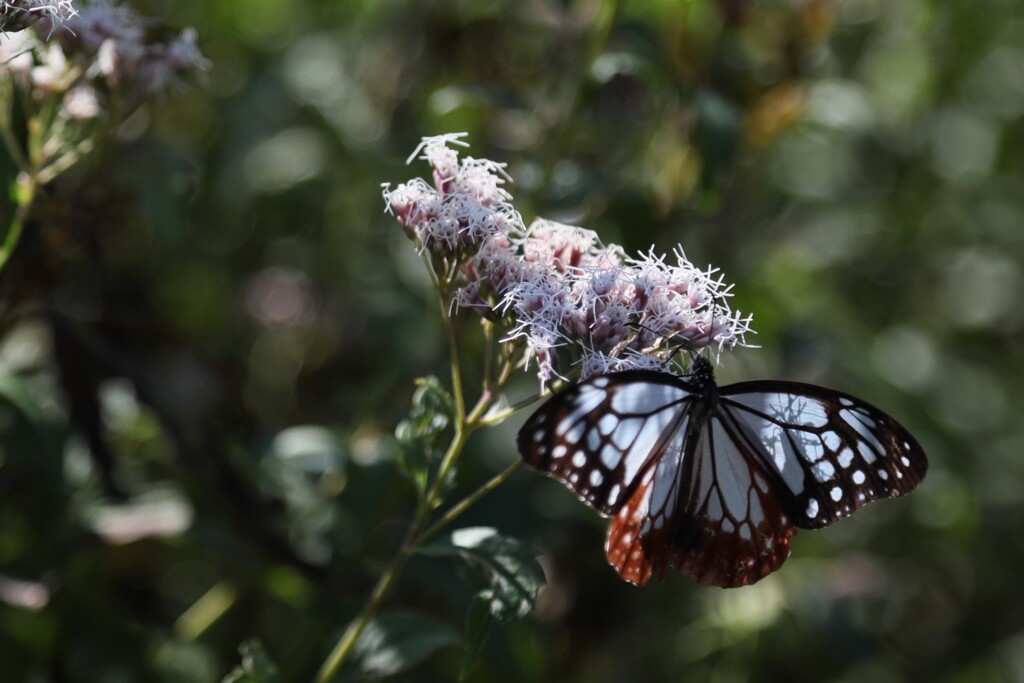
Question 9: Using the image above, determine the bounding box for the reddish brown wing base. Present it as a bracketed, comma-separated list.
[605, 418, 798, 588]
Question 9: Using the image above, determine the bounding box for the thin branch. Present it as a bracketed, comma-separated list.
[415, 460, 524, 546]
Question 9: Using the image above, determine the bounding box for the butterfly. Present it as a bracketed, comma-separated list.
[517, 357, 927, 588]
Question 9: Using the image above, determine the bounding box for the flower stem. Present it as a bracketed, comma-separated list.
[0, 173, 36, 275]
[312, 530, 419, 683]
[415, 460, 523, 546]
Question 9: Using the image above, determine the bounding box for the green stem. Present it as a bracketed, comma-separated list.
[312, 529, 420, 683]
[440, 297, 466, 423]
[312, 427, 477, 683]
[415, 460, 524, 546]
[313, 259, 541, 681]
[474, 393, 545, 428]
[0, 174, 36, 275]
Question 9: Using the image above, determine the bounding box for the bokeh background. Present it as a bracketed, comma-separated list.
[2, 0, 1023, 680]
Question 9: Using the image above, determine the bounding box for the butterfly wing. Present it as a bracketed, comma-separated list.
[517, 371, 695, 516]
[519, 370, 928, 589]
[607, 410, 796, 587]
[717, 381, 928, 529]
[665, 413, 797, 587]
[518, 371, 700, 584]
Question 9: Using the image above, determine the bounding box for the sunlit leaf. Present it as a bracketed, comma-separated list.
[352, 609, 461, 678]
[458, 594, 492, 681]
[420, 527, 544, 621]
[222, 640, 281, 683]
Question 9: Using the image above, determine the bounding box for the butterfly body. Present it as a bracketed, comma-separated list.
[517, 358, 927, 588]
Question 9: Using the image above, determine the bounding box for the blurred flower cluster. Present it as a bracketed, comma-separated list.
[384, 134, 754, 388]
[0, 0, 208, 184]
[0, 1, 76, 33]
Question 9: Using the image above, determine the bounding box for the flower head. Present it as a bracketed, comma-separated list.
[1, 1, 76, 34]
[384, 134, 755, 390]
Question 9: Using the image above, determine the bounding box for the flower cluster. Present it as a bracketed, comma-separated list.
[1, 1, 208, 125]
[1, 1, 76, 33]
[0, 1, 208, 187]
[384, 134, 754, 389]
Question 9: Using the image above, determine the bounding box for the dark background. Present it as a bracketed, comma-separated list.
[1, 0, 1022, 680]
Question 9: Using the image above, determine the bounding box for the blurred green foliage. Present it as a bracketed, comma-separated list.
[1, 0, 1022, 681]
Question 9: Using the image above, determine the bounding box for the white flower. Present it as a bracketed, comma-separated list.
[0, 28, 36, 77]
[29, 40, 71, 91]
[59, 82, 98, 118]
[385, 134, 756, 389]
[1, 1, 77, 33]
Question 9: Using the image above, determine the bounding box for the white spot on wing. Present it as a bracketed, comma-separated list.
[841, 408, 886, 454]
[609, 382, 689, 415]
[608, 483, 621, 505]
[707, 492, 723, 521]
[858, 440, 878, 464]
[557, 386, 606, 436]
[727, 392, 831, 428]
[598, 413, 617, 436]
[838, 448, 854, 469]
[552, 444, 567, 459]
[572, 452, 587, 468]
[853, 470, 866, 485]
[822, 431, 842, 452]
[748, 491, 764, 525]
[812, 461, 835, 482]
[830, 486, 842, 502]
[806, 498, 819, 518]
[563, 421, 585, 445]
[611, 418, 641, 451]
[620, 415, 687, 485]
[600, 446, 619, 469]
[590, 469, 603, 486]
[648, 456, 678, 516]
[711, 420, 749, 519]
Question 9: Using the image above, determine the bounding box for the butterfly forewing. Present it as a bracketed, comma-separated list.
[718, 383, 928, 529]
[517, 372, 694, 516]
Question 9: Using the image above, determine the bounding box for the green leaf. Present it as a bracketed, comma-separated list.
[0, 367, 61, 459]
[222, 640, 281, 683]
[394, 376, 455, 498]
[351, 609, 461, 678]
[420, 527, 544, 622]
[458, 594, 492, 681]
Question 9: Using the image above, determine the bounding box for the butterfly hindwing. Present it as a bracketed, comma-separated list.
[605, 447, 685, 585]
[606, 412, 797, 587]
[667, 415, 796, 587]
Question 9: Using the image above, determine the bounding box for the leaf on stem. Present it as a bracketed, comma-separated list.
[419, 527, 544, 621]
[0, 367, 62, 459]
[351, 609, 461, 678]
[222, 640, 281, 683]
[459, 594, 492, 681]
[394, 376, 455, 500]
